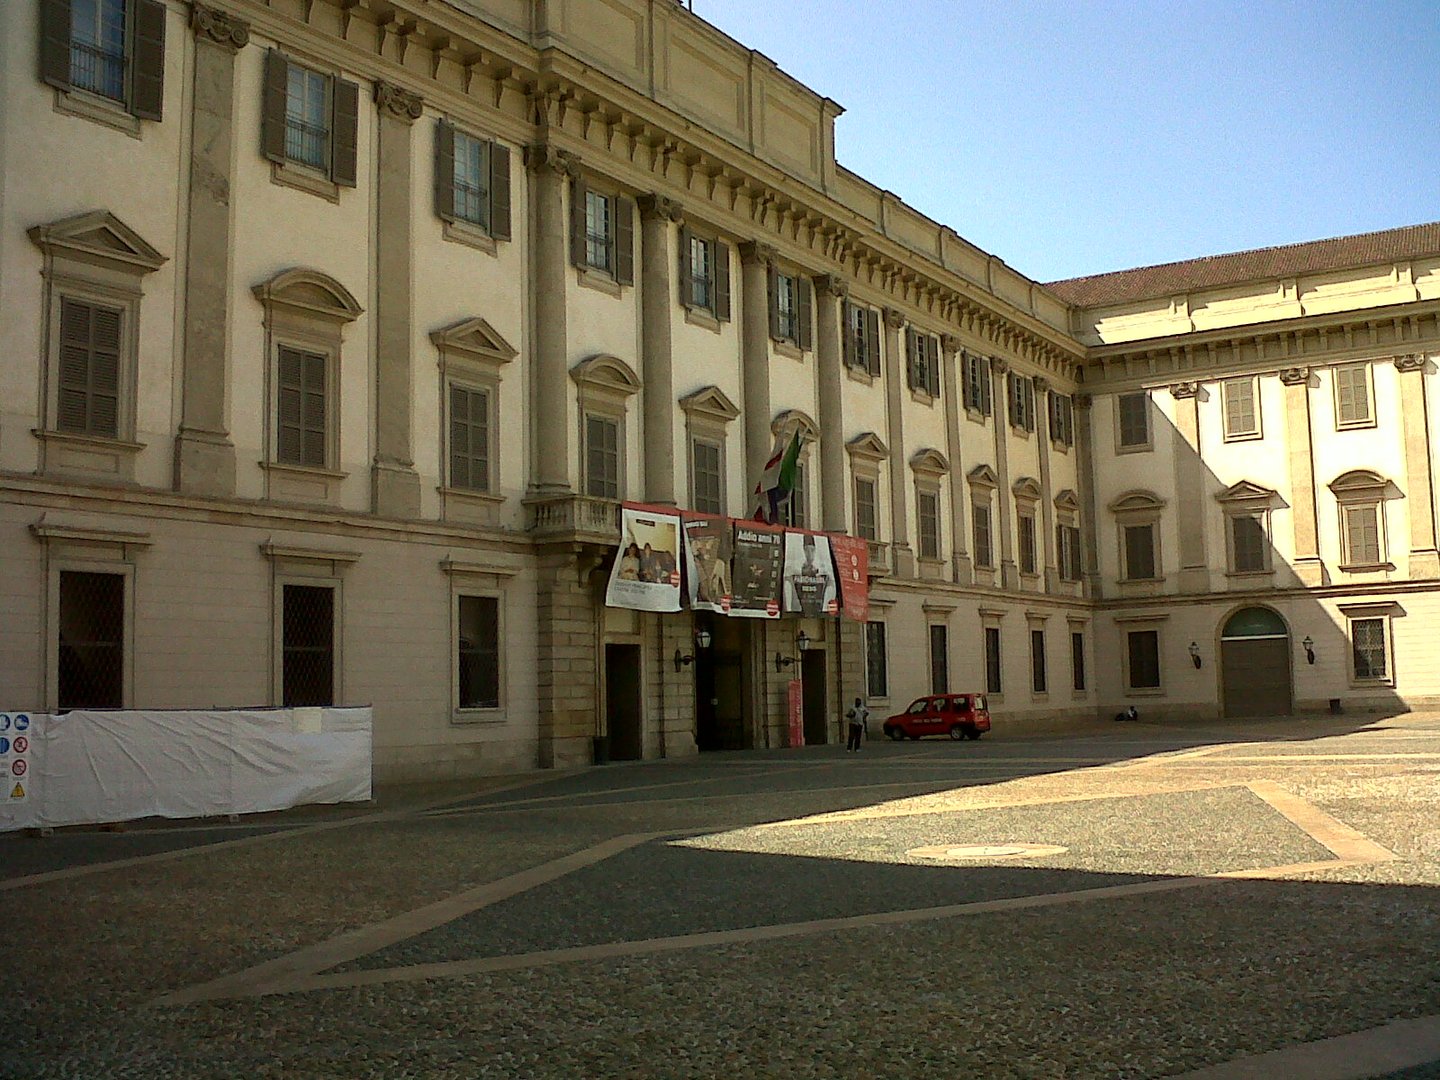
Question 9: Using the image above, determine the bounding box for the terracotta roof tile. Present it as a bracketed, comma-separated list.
[1044, 221, 1440, 308]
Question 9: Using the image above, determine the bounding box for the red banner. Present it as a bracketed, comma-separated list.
[829, 535, 870, 622]
[787, 679, 804, 748]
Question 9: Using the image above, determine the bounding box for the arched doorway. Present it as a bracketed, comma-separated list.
[1220, 607, 1292, 718]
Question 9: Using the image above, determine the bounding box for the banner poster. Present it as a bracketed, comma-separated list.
[829, 534, 870, 622]
[683, 516, 734, 614]
[730, 523, 784, 618]
[787, 680, 804, 748]
[606, 507, 683, 612]
[783, 532, 840, 617]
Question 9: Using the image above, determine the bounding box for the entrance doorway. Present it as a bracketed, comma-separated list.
[801, 650, 828, 745]
[1220, 607, 1292, 718]
[605, 644, 643, 760]
[696, 615, 749, 750]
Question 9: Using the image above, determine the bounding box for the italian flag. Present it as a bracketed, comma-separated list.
[752, 428, 803, 523]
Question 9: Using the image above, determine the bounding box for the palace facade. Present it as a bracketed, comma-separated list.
[2, 0, 1437, 778]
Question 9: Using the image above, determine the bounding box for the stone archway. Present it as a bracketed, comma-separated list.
[1220, 606, 1293, 718]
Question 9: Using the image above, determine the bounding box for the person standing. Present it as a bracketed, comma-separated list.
[845, 697, 870, 752]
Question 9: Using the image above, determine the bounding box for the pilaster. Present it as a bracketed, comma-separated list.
[1395, 355, 1440, 577]
[534, 546, 603, 768]
[739, 242, 776, 506]
[815, 275, 848, 532]
[175, 4, 249, 497]
[882, 308, 914, 577]
[1280, 366, 1326, 586]
[990, 356, 1017, 589]
[638, 194, 683, 506]
[526, 145, 579, 493]
[1035, 375, 1058, 591]
[940, 335, 972, 583]
[1073, 393, 1101, 596]
[1169, 381, 1209, 592]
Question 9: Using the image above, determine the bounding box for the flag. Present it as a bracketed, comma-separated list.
[752, 427, 803, 523]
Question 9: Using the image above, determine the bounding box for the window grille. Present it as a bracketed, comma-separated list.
[453, 131, 491, 229]
[57, 570, 124, 710]
[70, 0, 128, 100]
[285, 65, 330, 170]
[282, 584, 334, 707]
[929, 624, 949, 695]
[865, 621, 888, 698]
[1031, 629, 1047, 693]
[984, 626, 1002, 694]
[458, 595, 500, 708]
[1351, 618, 1387, 680]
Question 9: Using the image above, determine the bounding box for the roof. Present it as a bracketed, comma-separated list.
[1044, 221, 1440, 308]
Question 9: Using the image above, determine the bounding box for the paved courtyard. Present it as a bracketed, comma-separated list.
[6, 712, 1440, 1078]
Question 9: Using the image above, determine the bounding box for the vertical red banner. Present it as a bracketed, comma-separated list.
[787, 679, 804, 747]
[829, 535, 870, 622]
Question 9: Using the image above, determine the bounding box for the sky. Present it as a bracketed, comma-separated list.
[687, 0, 1440, 283]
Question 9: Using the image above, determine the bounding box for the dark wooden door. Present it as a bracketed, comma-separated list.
[605, 644, 643, 760]
[801, 650, 827, 745]
[1221, 637, 1292, 718]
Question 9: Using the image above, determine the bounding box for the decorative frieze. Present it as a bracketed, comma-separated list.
[374, 81, 424, 122]
[191, 3, 250, 49]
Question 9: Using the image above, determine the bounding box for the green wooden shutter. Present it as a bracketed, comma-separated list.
[905, 328, 918, 390]
[489, 143, 511, 240]
[131, 0, 166, 121]
[261, 50, 289, 163]
[767, 264, 781, 340]
[796, 276, 812, 349]
[714, 241, 731, 321]
[570, 178, 588, 267]
[277, 347, 304, 464]
[865, 309, 881, 377]
[331, 77, 359, 187]
[613, 196, 634, 284]
[842, 303, 856, 367]
[677, 225, 693, 306]
[433, 119, 455, 221]
[928, 338, 941, 396]
[39, 0, 72, 91]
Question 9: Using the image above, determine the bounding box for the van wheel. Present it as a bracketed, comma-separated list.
[886, 727, 902, 741]
[948, 725, 965, 740]
[965, 729, 983, 740]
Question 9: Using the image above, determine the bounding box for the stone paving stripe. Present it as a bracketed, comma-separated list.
[149, 831, 662, 1007]
[1246, 780, 1401, 862]
[1177, 1013, 1440, 1079]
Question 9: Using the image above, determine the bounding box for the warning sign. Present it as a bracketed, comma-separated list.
[0, 711, 39, 830]
[12, 759, 26, 777]
[10, 783, 22, 800]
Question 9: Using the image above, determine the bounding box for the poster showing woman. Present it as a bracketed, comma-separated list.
[606, 508, 683, 612]
[683, 516, 734, 613]
[783, 532, 839, 616]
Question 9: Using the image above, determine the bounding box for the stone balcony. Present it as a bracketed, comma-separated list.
[866, 540, 891, 578]
[524, 493, 622, 545]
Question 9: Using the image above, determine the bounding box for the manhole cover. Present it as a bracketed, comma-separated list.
[907, 843, 1068, 861]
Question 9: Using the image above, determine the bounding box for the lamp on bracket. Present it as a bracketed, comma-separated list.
[1302, 636, 1316, 665]
[1189, 641, 1202, 669]
[775, 629, 811, 673]
[674, 628, 714, 672]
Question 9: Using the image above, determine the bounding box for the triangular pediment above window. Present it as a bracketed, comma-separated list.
[1328, 469, 1390, 499]
[1216, 479, 1279, 505]
[430, 317, 518, 366]
[1054, 489, 1081, 513]
[1012, 476, 1042, 502]
[1108, 489, 1166, 513]
[29, 210, 167, 274]
[771, 408, 820, 441]
[909, 448, 949, 476]
[571, 353, 641, 396]
[680, 385, 741, 423]
[845, 432, 889, 461]
[967, 463, 998, 489]
[253, 268, 363, 323]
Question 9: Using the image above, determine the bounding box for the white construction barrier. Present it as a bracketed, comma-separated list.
[0, 707, 371, 832]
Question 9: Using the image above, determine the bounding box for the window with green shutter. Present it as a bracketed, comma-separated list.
[448, 384, 491, 493]
[1127, 630, 1160, 689]
[42, 0, 166, 121]
[973, 502, 993, 568]
[57, 297, 122, 439]
[1222, 377, 1260, 439]
[277, 346, 328, 468]
[1118, 392, 1150, 448]
[1334, 364, 1373, 428]
[917, 491, 941, 559]
[964, 353, 993, 416]
[692, 438, 723, 515]
[585, 414, 620, 499]
[1123, 523, 1156, 580]
[1230, 514, 1268, 572]
[854, 477, 878, 541]
[262, 51, 358, 187]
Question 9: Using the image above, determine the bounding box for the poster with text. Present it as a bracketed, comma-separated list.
[606, 507, 683, 612]
[783, 532, 839, 617]
[683, 516, 734, 614]
[730, 524, 784, 618]
[829, 534, 870, 622]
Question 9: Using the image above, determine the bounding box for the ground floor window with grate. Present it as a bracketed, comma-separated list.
[984, 626, 1002, 694]
[283, 584, 334, 706]
[865, 621, 888, 699]
[58, 570, 124, 710]
[929, 624, 949, 694]
[458, 595, 500, 709]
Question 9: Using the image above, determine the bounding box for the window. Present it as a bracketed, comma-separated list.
[907, 329, 941, 396]
[781, 461, 808, 528]
[1008, 373, 1036, 432]
[1342, 505, 1381, 566]
[1222, 378, 1261, 440]
[1050, 392, 1075, 447]
[844, 302, 881, 376]
[679, 228, 732, 319]
[262, 52, 359, 187]
[1334, 363, 1374, 429]
[457, 595, 501, 710]
[1127, 630, 1161, 690]
[964, 353, 993, 415]
[585, 414, 621, 499]
[276, 346, 328, 468]
[917, 491, 941, 559]
[984, 626, 1002, 694]
[1350, 617, 1388, 682]
[282, 583, 335, 707]
[449, 384, 491, 493]
[56, 297, 122, 438]
[1018, 513, 1037, 575]
[40, 0, 165, 121]
[1330, 470, 1390, 570]
[435, 123, 512, 241]
[929, 625, 949, 695]
[854, 477, 879, 541]
[973, 502, 993, 569]
[690, 235, 713, 310]
[692, 438, 723, 515]
[571, 180, 634, 284]
[1230, 514, 1267, 573]
[1030, 628, 1047, 693]
[57, 570, 125, 710]
[1057, 524, 1083, 582]
[771, 271, 812, 348]
[1071, 630, 1086, 691]
[1123, 524, 1156, 580]
[1118, 392, 1150, 449]
[865, 621, 888, 698]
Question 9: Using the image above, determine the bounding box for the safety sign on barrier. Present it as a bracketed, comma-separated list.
[0, 713, 38, 830]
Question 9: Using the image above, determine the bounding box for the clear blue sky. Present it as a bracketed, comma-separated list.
[689, 1, 1440, 283]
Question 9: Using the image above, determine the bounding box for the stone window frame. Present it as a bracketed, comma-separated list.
[1110, 490, 1166, 585]
[910, 448, 948, 568]
[1027, 613, 1049, 699]
[28, 212, 167, 483]
[980, 607, 1006, 699]
[1115, 613, 1168, 696]
[1013, 476, 1042, 580]
[864, 616, 889, 702]
[847, 432, 889, 542]
[1007, 371, 1037, 435]
[432, 317, 517, 509]
[434, 119, 512, 253]
[260, 543, 360, 709]
[441, 557, 519, 724]
[1329, 469, 1394, 572]
[1054, 489, 1083, 583]
[31, 519, 151, 712]
[1067, 617, 1089, 698]
[1115, 391, 1153, 454]
[962, 351, 994, 422]
[680, 386, 741, 517]
[40, 0, 167, 137]
[1049, 390, 1075, 450]
[261, 49, 360, 201]
[927, 618, 951, 696]
[1332, 362, 1376, 431]
[1216, 480, 1278, 578]
[773, 409, 820, 529]
[1339, 602, 1397, 688]
[842, 300, 882, 380]
[253, 269, 364, 504]
[572, 354, 641, 501]
[769, 264, 813, 355]
[570, 177, 634, 291]
[1220, 376, 1262, 442]
[677, 222, 732, 324]
[906, 326, 942, 403]
[969, 463, 999, 574]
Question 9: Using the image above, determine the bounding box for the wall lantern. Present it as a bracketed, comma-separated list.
[1302, 636, 1316, 665]
[1188, 641, 1202, 669]
[673, 628, 714, 672]
[774, 629, 811, 673]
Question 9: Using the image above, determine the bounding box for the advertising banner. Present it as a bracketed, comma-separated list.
[607, 507, 683, 612]
[730, 523, 784, 618]
[787, 680, 804, 748]
[783, 532, 839, 616]
[829, 535, 870, 622]
[683, 516, 734, 614]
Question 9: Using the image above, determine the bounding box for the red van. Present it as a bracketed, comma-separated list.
[882, 693, 991, 741]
